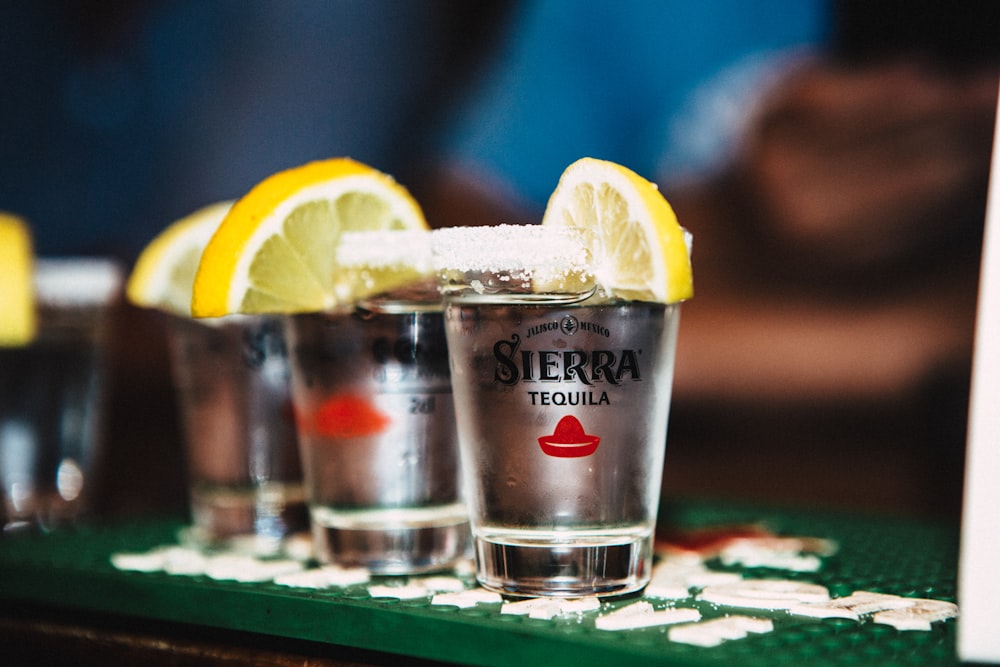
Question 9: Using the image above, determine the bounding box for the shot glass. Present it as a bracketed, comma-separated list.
[0, 257, 122, 531]
[434, 225, 682, 597]
[285, 288, 468, 574]
[166, 314, 308, 555]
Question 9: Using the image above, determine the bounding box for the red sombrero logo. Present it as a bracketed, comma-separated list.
[538, 415, 600, 458]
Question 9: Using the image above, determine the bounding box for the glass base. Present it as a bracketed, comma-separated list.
[474, 530, 652, 598]
[188, 482, 309, 556]
[310, 504, 470, 574]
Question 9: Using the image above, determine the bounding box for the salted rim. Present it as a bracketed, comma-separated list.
[34, 257, 123, 306]
[430, 224, 592, 275]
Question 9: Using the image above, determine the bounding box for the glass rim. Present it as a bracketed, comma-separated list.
[431, 224, 593, 274]
[33, 257, 123, 306]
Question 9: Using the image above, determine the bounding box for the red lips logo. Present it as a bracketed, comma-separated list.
[537, 415, 600, 458]
[303, 394, 392, 439]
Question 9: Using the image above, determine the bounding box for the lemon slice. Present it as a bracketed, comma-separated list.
[541, 157, 693, 303]
[0, 212, 36, 346]
[126, 201, 234, 316]
[192, 158, 428, 317]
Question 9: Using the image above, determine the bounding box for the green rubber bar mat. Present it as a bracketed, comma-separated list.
[0, 502, 960, 666]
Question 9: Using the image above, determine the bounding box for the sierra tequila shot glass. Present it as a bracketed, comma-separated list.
[285, 231, 468, 574]
[435, 225, 681, 597]
[166, 314, 308, 555]
[0, 258, 122, 531]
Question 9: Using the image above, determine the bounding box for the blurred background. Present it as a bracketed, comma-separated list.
[2, 0, 997, 523]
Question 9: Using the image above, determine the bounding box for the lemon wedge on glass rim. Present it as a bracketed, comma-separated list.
[0, 212, 36, 346]
[191, 157, 429, 318]
[541, 157, 693, 304]
[126, 201, 234, 317]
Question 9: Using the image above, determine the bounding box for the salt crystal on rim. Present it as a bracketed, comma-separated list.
[431, 224, 591, 276]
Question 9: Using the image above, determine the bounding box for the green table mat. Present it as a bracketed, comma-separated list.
[0, 501, 960, 666]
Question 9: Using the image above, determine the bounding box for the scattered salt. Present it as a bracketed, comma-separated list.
[668, 615, 774, 647]
[718, 536, 837, 572]
[595, 602, 701, 631]
[501, 598, 562, 620]
[451, 558, 477, 578]
[608, 600, 654, 618]
[644, 580, 692, 600]
[872, 599, 959, 631]
[416, 576, 467, 593]
[724, 536, 837, 556]
[203, 554, 259, 580]
[204, 554, 303, 582]
[430, 588, 503, 608]
[282, 532, 315, 562]
[722, 550, 823, 573]
[108, 533, 959, 644]
[160, 546, 209, 576]
[790, 591, 913, 619]
[500, 596, 601, 619]
[110, 551, 169, 573]
[698, 579, 830, 610]
[683, 570, 746, 588]
[646, 556, 743, 599]
[273, 565, 370, 589]
[556, 596, 602, 614]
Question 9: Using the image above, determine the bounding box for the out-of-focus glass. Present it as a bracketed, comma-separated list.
[0, 258, 122, 532]
[166, 315, 307, 556]
[285, 289, 468, 574]
[435, 225, 681, 598]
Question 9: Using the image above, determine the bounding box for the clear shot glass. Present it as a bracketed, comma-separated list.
[166, 315, 308, 555]
[434, 225, 682, 597]
[284, 232, 468, 574]
[0, 258, 122, 532]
